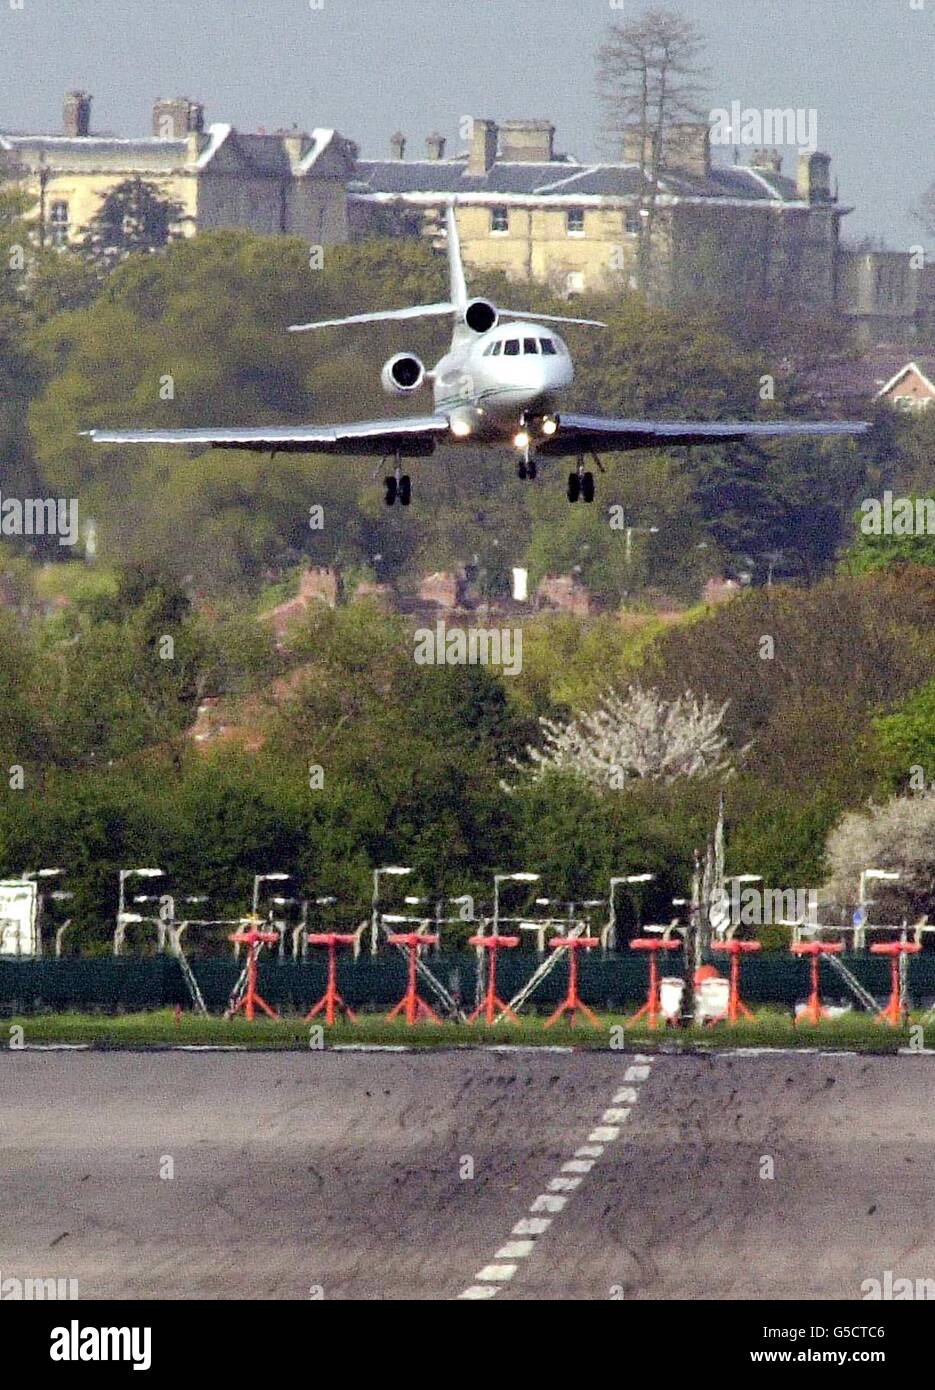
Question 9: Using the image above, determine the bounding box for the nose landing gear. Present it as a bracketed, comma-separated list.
[517, 458, 538, 481]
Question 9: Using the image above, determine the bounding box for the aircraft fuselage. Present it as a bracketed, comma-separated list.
[431, 320, 573, 442]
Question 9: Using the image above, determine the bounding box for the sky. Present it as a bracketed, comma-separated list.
[0, 0, 931, 249]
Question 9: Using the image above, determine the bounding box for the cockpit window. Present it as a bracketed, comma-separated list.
[503, 339, 520, 356]
[523, 338, 539, 354]
[491, 340, 502, 355]
[539, 338, 557, 355]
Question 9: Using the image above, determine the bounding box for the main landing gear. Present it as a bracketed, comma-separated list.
[383, 454, 411, 507]
[567, 457, 595, 504]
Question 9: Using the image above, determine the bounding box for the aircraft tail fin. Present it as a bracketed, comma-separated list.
[444, 201, 468, 310]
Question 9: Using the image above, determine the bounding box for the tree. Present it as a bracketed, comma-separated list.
[77, 178, 189, 269]
[823, 791, 935, 921]
[514, 683, 731, 790]
[596, 6, 709, 294]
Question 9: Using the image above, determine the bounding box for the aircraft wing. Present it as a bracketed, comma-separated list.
[82, 415, 452, 457]
[537, 413, 872, 456]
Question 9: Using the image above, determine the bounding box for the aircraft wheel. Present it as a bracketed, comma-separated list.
[527, 459, 538, 480]
[567, 472, 581, 504]
[517, 460, 528, 481]
[582, 471, 595, 504]
[384, 476, 398, 507]
[398, 475, 412, 507]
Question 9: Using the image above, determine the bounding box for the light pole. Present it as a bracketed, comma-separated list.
[625, 525, 660, 569]
[857, 869, 900, 950]
[115, 868, 163, 955]
[20, 869, 64, 957]
[371, 866, 411, 954]
[252, 872, 290, 917]
[492, 872, 540, 934]
[487, 873, 539, 1009]
[607, 873, 654, 952]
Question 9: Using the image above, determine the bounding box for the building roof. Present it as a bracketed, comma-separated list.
[0, 124, 345, 177]
[806, 344, 935, 405]
[351, 154, 810, 206]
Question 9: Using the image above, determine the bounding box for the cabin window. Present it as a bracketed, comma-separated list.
[566, 207, 585, 235]
[539, 338, 557, 355]
[490, 206, 509, 234]
[503, 339, 520, 356]
[523, 338, 539, 354]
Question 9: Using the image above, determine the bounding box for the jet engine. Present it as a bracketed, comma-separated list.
[463, 298, 499, 334]
[381, 352, 426, 396]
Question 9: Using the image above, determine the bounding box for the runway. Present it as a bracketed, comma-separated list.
[1, 1050, 932, 1300]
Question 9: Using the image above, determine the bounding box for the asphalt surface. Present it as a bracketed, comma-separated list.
[1, 1049, 933, 1300]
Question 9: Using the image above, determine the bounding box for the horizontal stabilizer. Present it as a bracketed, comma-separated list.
[500, 309, 607, 328]
[289, 303, 456, 332]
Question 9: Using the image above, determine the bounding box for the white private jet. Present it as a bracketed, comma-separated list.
[85, 203, 869, 506]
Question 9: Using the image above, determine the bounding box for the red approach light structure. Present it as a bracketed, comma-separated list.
[711, 939, 762, 1025]
[305, 933, 358, 1025]
[870, 939, 921, 1027]
[386, 932, 441, 1025]
[545, 936, 601, 1028]
[228, 927, 281, 1021]
[467, 934, 520, 1024]
[791, 939, 844, 1024]
[627, 937, 682, 1029]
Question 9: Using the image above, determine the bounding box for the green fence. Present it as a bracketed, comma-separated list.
[2, 950, 935, 1015]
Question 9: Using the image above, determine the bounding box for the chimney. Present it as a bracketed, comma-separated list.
[153, 97, 205, 139]
[750, 148, 783, 174]
[283, 129, 312, 169]
[661, 122, 711, 177]
[63, 90, 92, 138]
[498, 119, 555, 162]
[390, 130, 406, 160]
[468, 118, 498, 176]
[797, 150, 832, 203]
[426, 131, 446, 161]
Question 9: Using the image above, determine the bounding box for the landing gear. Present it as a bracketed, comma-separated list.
[383, 455, 411, 507]
[567, 458, 595, 504]
[517, 458, 537, 481]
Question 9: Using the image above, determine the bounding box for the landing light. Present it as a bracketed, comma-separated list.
[541, 418, 558, 436]
[450, 418, 472, 438]
[513, 430, 530, 450]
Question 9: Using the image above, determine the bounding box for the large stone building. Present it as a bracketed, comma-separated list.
[350, 117, 933, 343]
[350, 117, 846, 309]
[0, 91, 356, 248]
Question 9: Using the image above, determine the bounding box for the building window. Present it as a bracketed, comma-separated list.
[490, 206, 509, 234]
[49, 200, 70, 248]
[624, 209, 641, 235]
[566, 207, 585, 235]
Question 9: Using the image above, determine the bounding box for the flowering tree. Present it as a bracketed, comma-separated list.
[823, 791, 935, 920]
[515, 684, 731, 790]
